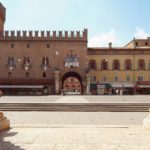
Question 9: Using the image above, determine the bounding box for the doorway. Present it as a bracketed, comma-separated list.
[62, 72, 83, 95]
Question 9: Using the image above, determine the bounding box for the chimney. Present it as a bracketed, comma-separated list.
[109, 42, 112, 48]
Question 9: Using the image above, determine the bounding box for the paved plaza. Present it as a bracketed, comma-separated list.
[1, 95, 150, 103]
[0, 96, 150, 150]
[2, 111, 149, 126]
[1, 126, 150, 150]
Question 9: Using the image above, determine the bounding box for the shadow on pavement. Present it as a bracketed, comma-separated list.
[0, 129, 25, 150]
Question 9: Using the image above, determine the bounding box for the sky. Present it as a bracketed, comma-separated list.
[1, 0, 150, 47]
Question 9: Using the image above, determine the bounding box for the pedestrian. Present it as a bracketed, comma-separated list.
[116, 89, 119, 95]
[120, 89, 123, 95]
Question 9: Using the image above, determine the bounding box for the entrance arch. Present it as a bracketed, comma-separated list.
[62, 72, 83, 95]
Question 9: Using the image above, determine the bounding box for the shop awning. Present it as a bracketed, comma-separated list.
[123, 83, 134, 88]
[112, 82, 134, 88]
[138, 85, 150, 88]
[90, 84, 97, 89]
[97, 83, 112, 88]
[111, 83, 122, 88]
[97, 84, 105, 88]
[0, 85, 44, 89]
[136, 81, 150, 88]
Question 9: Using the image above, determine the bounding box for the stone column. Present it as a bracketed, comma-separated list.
[86, 74, 91, 95]
[0, 112, 10, 132]
[54, 70, 60, 95]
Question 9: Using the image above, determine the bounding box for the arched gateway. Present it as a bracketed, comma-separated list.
[62, 72, 83, 95]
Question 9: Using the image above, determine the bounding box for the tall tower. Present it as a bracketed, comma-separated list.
[0, 2, 5, 32]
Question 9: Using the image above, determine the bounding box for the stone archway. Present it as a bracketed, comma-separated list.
[62, 72, 83, 95]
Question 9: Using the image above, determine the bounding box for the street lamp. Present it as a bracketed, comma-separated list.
[18, 58, 21, 62]
[56, 51, 59, 56]
[9, 66, 13, 71]
[44, 66, 48, 70]
[25, 66, 29, 71]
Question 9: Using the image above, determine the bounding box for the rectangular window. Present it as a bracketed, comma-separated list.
[141, 76, 144, 81]
[114, 76, 118, 82]
[23, 57, 31, 65]
[43, 72, 46, 78]
[126, 76, 130, 81]
[90, 76, 96, 82]
[103, 76, 107, 82]
[42, 57, 49, 66]
[23, 57, 31, 70]
[11, 44, 14, 48]
[7, 57, 16, 69]
[26, 72, 29, 78]
[138, 76, 144, 81]
[42, 57, 49, 70]
[145, 42, 148, 46]
[27, 44, 30, 48]
[8, 72, 12, 78]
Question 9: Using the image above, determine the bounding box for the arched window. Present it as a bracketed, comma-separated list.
[101, 59, 108, 70]
[89, 60, 97, 70]
[138, 59, 145, 70]
[113, 59, 120, 70]
[125, 59, 132, 70]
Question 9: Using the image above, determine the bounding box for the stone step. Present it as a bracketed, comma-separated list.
[0, 103, 150, 112]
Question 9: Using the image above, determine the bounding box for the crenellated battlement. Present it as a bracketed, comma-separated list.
[0, 29, 88, 41]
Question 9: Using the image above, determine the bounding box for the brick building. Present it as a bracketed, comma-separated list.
[0, 3, 150, 95]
